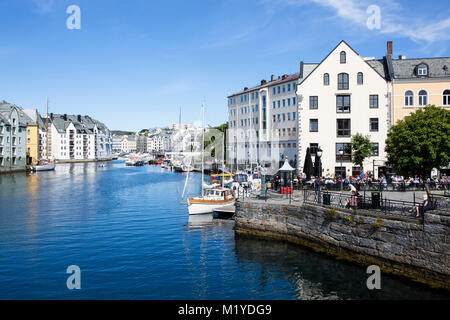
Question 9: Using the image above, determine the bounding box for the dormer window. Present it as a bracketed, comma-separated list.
[340, 51, 346, 64]
[417, 64, 428, 76]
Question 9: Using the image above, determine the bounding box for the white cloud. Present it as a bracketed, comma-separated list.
[265, 0, 450, 43]
[31, 0, 54, 13]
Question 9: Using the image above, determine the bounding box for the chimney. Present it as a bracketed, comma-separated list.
[282, 74, 288, 80]
[243, 87, 248, 91]
[63, 114, 67, 121]
[77, 115, 82, 122]
[261, 79, 267, 85]
[299, 61, 304, 78]
[50, 113, 54, 120]
[270, 74, 274, 81]
[387, 41, 393, 56]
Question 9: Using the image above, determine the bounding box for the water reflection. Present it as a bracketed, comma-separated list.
[234, 235, 449, 300]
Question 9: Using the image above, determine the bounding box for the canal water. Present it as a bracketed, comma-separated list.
[0, 162, 448, 300]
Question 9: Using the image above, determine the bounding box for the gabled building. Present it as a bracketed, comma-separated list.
[49, 113, 112, 161]
[296, 41, 390, 178]
[0, 102, 32, 172]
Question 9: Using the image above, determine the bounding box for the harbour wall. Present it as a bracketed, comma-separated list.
[235, 200, 450, 290]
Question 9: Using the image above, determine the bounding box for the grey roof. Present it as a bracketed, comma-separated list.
[366, 59, 390, 79]
[366, 56, 450, 81]
[228, 73, 301, 98]
[390, 57, 450, 80]
[50, 113, 109, 134]
[0, 102, 34, 126]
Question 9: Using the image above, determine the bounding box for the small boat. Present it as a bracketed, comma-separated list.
[32, 161, 55, 172]
[187, 187, 235, 215]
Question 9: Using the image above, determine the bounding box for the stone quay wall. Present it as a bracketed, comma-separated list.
[235, 200, 450, 290]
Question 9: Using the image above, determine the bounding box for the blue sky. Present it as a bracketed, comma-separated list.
[1, 0, 449, 131]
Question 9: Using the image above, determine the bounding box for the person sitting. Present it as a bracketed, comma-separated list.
[409, 194, 429, 218]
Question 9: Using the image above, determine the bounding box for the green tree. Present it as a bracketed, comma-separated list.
[385, 106, 450, 195]
[350, 133, 373, 169]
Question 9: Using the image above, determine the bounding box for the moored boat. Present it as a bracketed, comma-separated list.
[187, 187, 235, 215]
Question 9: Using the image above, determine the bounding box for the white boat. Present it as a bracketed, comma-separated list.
[32, 162, 56, 171]
[186, 103, 235, 215]
[188, 187, 235, 215]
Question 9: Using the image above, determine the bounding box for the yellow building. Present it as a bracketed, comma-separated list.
[389, 55, 450, 124]
[26, 124, 39, 165]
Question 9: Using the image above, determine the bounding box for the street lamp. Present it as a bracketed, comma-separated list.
[316, 147, 323, 204]
[339, 148, 344, 192]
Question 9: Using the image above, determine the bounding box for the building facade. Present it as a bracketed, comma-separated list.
[296, 41, 390, 178]
[227, 70, 314, 171]
[0, 103, 29, 172]
[49, 114, 112, 161]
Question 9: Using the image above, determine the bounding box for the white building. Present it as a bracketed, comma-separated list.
[296, 41, 390, 178]
[121, 135, 137, 153]
[227, 67, 317, 171]
[49, 114, 112, 161]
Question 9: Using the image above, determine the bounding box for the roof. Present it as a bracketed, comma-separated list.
[0, 102, 34, 126]
[390, 57, 450, 80]
[366, 59, 390, 79]
[228, 73, 301, 98]
[50, 114, 110, 134]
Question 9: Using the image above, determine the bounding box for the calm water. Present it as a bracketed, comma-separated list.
[0, 162, 448, 300]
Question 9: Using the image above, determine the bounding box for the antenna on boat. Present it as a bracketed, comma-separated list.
[201, 102, 205, 197]
[46, 97, 49, 162]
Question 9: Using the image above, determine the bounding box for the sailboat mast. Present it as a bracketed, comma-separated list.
[222, 129, 224, 188]
[201, 102, 205, 197]
[46, 97, 49, 162]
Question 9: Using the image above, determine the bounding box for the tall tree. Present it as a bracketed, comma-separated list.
[350, 133, 373, 169]
[385, 105, 450, 196]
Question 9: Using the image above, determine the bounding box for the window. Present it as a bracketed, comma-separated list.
[277, 86, 281, 94]
[336, 95, 350, 113]
[340, 51, 346, 64]
[443, 90, 450, 106]
[273, 101, 276, 109]
[278, 100, 281, 108]
[293, 112, 296, 120]
[273, 88, 276, 95]
[357, 72, 363, 85]
[405, 90, 414, 106]
[417, 64, 428, 76]
[418, 90, 428, 106]
[288, 83, 291, 91]
[273, 115, 276, 122]
[323, 73, 329, 86]
[287, 98, 291, 106]
[283, 85, 286, 93]
[338, 73, 349, 90]
[336, 143, 351, 161]
[283, 99, 286, 107]
[293, 97, 296, 105]
[337, 119, 351, 137]
[282, 114, 286, 121]
[371, 143, 379, 156]
[310, 143, 319, 155]
[369, 95, 379, 108]
[309, 96, 318, 109]
[370, 118, 379, 132]
[310, 119, 318, 132]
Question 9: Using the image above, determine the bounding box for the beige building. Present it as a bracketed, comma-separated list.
[387, 51, 450, 124]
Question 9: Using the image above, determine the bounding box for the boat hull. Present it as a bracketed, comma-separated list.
[32, 163, 56, 171]
[188, 200, 235, 215]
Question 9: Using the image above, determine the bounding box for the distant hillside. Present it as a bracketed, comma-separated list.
[111, 130, 135, 136]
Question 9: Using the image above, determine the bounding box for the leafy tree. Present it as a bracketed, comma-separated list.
[385, 105, 450, 195]
[350, 133, 373, 168]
